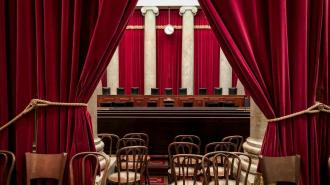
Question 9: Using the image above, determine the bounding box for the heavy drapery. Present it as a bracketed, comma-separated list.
[194, 11, 220, 95]
[156, 10, 182, 95]
[119, 10, 144, 94]
[199, 0, 329, 184]
[0, 0, 137, 185]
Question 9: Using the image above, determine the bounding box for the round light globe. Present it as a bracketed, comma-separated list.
[164, 24, 174, 35]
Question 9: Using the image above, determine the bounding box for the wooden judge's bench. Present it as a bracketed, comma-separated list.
[97, 95, 250, 154]
[97, 95, 248, 107]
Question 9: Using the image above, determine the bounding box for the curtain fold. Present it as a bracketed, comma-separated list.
[0, 0, 137, 185]
[199, 0, 329, 184]
[194, 11, 220, 95]
[119, 10, 144, 94]
[156, 10, 182, 95]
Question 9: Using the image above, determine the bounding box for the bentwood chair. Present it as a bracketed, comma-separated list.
[221, 135, 244, 152]
[25, 152, 67, 185]
[170, 154, 204, 185]
[204, 142, 237, 154]
[98, 133, 120, 156]
[203, 152, 246, 185]
[116, 138, 150, 184]
[174, 135, 201, 148]
[0, 151, 15, 185]
[123, 133, 149, 147]
[70, 152, 110, 185]
[168, 142, 200, 181]
[259, 155, 301, 184]
[108, 146, 148, 185]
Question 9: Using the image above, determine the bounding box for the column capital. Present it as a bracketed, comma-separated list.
[179, 6, 198, 16]
[141, 6, 159, 16]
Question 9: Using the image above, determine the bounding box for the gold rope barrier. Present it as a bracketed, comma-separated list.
[267, 102, 330, 122]
[0, 99, 87, 132]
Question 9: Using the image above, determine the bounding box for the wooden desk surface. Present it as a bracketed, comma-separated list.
[98, 95, 248, 107]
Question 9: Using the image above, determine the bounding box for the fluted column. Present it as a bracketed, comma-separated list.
[87, 81, 104, 152]
[141, 7, 158, 95]
[180, 7, 197, 95]
[241, 99, 267, 184]
[107, 47, 119, 95]
[220, 49, 232, 95]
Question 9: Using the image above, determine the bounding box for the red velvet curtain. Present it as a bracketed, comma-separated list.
[199, 0, 329, 184]
[194, 11, 220, 95]
[156, 10, 182, 95]
[0, 1, 137, 185]
[119, 10, 144, 94]
[101, 72, 107, 87]
[232, 72, 238, 87]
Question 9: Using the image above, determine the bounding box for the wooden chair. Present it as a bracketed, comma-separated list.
[259, 155, 301, 184]
[117, 138, 146, 149]
[98, 133, 120, 156]
[69, 152, 110, 185]
[170, 154, 204, 185]
[0, 151, 15, 185]
[117, 138, 150, 184]
[202, 152, 244, 185]
[221, 135, 244, 152]
[123, 133, 149, 147]
[25, 152, 67, 185]
[168, 142, 200, 180]
[108, 146, 148, 185]
[174, 135, 201, 148]
[204, 142, 237, 154]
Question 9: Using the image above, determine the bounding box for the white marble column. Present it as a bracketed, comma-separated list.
[241, 99, 267, 184]
[220, 49, 232, 95]
[180, 7, 197, 95]
[141, 7, 158, 95]
[87, 82, 104, 152]
[236, 80, 245, 95]
[107, 47, 119, 95]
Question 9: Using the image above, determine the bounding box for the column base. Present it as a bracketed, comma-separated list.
[94, 137, 105, 152]
[240, 137, 263, 185]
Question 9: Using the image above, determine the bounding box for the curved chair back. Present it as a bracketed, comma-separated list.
[111, 146, 148, 184]
[168, 142, 200, 156]
[69, 152, 110, 185]
[0, 151, 15, 185]
[117, 138, 146, 150]
[98, 133, 120, 155]
[221, 135, 244, 152]
[260, 155, 300, 184]
[123, 133, 149, 147]
[204, 142, 237, 154]
[202, 151, 243, 185]
[174, 135, 201, 147]
[25, 152, 67, 185]
[170, 154, 203, 185]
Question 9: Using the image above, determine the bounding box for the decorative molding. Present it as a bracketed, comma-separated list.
[141, 6, 159, 16]
[126, 25, 211, 30]
[179, 6, 198, 16]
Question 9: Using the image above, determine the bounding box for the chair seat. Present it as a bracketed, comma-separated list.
[171, 180, 203, 185]
[108, 171, 141, 183]
[174, 157, 201, 165]
[209, 179, 243, 185]
[168, 167, 197, 176]
[203, 166, 225, 176]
